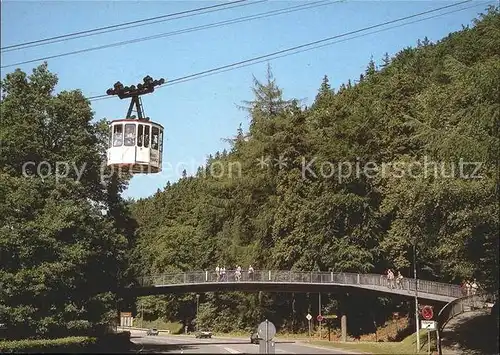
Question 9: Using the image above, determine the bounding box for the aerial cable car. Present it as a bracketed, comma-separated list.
[106, 75, 165, 174]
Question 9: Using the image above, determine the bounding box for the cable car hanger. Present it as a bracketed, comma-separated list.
[106, 75, 165, 120]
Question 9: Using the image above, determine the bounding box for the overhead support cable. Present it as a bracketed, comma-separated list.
[87, 0, 485, 102]
[1, 0, 257, 52]
[1, 0, 338, 68]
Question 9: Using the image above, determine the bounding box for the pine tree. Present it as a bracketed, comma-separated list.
[239, 63, 294, 136]
[312, 75, 335, 110]
[365, 56, 377, 77]
[381, 52, 391, 69]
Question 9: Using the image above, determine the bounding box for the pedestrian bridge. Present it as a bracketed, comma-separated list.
[127, 270, 463, 303]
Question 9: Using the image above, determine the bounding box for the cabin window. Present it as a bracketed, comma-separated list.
[159, 129, 163, 164]
[137, 124, 144, 147]
[159, 129, 163, 153]
[113, 124, 123, 147]
[124, 124, 136, 146]
[152, 126, 159, 150]
[144, 125, 150, 148]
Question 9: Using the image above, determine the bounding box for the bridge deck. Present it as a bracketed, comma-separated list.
[129, 270, 462, 302]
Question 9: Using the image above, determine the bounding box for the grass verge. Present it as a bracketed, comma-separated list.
[309, 331, 437, 354]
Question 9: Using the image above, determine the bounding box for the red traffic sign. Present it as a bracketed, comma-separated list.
[421, 305, 434, 320]
[317, 315, 324, 322]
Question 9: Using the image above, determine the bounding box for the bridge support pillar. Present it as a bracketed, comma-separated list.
[341, 315, 347, 342]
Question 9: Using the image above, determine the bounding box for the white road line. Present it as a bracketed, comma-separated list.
[221, 346, 242, 353]
[296, 342, 362, 354]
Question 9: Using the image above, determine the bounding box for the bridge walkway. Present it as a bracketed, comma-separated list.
[131, 270, 462, 303]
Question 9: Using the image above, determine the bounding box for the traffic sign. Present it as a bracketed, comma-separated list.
[257, 320, 276, 341]
[421, 320, 436, 330]
[306, 313, 312, 321]
[421, 305, 434, 320]
[317, 315, 324, 322]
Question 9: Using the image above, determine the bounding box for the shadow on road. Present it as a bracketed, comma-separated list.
[129, 340, 250, 353]
[441, 310, 499, 355]
[129, 338, 297, 353]
[131, 343, 199, 353]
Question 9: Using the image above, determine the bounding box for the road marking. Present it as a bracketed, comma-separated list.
[296, 342, 362, 354]
[222, 346, 241, 353]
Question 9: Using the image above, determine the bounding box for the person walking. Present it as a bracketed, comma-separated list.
[236, 265, 242, 281]
[396, 271, 404, 289]
[471, 279, 478, 295]
[248, 265, 254, 281]
[221, 266, 226, 281]
[387, 269, 395, 289]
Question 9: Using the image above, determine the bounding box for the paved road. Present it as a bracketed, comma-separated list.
[129, 331, 353, 354]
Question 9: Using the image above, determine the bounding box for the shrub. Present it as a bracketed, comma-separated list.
[0, 336, 97, 353]
[0, 332, 132, 353]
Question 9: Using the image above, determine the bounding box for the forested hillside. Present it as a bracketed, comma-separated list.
[135, 8, 498, 333]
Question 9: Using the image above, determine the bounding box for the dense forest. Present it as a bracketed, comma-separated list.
[130, 8, 499, 333]
[0, 6, 498, 341]
[0, 65, 137, 339]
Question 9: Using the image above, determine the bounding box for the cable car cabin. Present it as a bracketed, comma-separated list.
[107, 119, 163, 174]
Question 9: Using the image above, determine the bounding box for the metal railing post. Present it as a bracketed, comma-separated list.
[269, 270, 271, 281]
[331, 271, 333, 282]
[205, 270, 208, 282]
[357, 274, 360, 284]
[184, 273, 186, 283]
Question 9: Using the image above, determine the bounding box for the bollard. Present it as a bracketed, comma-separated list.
[341, 315, 347, 342]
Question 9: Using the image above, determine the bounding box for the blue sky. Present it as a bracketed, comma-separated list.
[1, 0, 494, 199]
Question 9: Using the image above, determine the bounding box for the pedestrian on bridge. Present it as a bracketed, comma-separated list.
[464, 280, 472, 296]
[248, 265, 254, 281]
[215, 265, 220, 282]
[471, 279, 478, 295]
[396, 271, 403, 289]
[235, 265, 242, 281]
[387, 269, 395, 289]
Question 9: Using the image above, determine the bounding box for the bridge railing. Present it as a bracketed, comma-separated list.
[436, 292, 496, 355]
[136, 270, 462, 298]
[437, 292, 494, 331]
